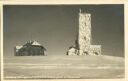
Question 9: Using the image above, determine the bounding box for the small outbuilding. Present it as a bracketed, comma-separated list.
[67, 46, 78, 55]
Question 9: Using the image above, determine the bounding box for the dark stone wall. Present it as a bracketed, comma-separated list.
[15, 45, 46, 56]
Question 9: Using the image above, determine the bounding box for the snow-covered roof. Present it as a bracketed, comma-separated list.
[31, 41, 41, 46]
[24, 40, 42, 46]
[15, 46, 23, 49]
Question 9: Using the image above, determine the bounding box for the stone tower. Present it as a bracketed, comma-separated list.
[78, 9, 91, 55]
[67, 9, 101, 56]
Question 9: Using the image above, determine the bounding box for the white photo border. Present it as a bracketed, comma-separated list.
[0, 0, 128, 81]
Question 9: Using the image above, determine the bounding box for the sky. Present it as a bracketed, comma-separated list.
[3, 5, 124, 57]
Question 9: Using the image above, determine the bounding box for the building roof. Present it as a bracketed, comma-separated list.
[24, 40, 41, 46]
[31, 41, 41, 46]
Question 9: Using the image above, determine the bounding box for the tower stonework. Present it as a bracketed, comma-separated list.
[67, 9, 101, 56]
[78, 12, 91, 55]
